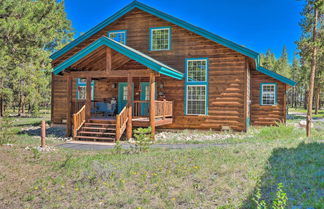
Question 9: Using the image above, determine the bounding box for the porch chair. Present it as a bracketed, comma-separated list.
[95, 102, 116, 117]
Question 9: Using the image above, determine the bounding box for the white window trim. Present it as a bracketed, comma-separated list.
[186, 85, 207, 115]
[186, 59, 208, 83]
[150, 27, 171, 51]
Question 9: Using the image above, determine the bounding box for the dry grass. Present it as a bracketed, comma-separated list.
[0, 115, 323, 208]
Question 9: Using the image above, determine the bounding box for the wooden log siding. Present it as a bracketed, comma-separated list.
[250, 69, 286, 126]
[51, 8, 288, 131]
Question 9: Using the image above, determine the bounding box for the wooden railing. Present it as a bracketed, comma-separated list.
[132, 100, 173, 119]
[72, 100, 86, 114]
[133, 100, 149, 117]
[115, 105, 128, 141]
[155, 100, 173, 119]
[73, 105, 86, 137]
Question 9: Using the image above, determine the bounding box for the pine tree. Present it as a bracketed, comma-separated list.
[0, 0, 73, 115]
[297, 0, 323, 137]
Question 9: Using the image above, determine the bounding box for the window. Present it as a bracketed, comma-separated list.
[260, 83, 277, 105]
[76, 78, 94, 100]
[185, 58, 208, 115]
[187, 59, 207, 82]
[108, 30, 127, 44]
[122, 86, 128, 100]
[150, 27, 171, 51]
[187, 85, 206, 115]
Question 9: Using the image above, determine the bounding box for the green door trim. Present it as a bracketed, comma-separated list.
[118, 82, 134, 113]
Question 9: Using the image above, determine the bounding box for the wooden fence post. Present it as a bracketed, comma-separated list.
[41, 120, 46, 147]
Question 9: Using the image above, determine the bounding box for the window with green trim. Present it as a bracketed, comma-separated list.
[108, 30, 127, 44]
[260, 83, 276, 105]
[187, 59, 207, 82]
[150, 27, 170, 51]
[187, 85, 206, 115]
[185, 58, 208, 115]
[76, 78, 94, 100]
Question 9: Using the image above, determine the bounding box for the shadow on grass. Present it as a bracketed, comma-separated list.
[242, 142, 324, 209]
[18, 126, 66, 138]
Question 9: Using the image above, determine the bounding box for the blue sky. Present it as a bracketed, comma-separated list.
[64, 0, 304, 62]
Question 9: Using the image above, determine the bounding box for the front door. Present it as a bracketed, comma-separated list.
[140, 82, 150, 116]
[118, 82, 134, 113]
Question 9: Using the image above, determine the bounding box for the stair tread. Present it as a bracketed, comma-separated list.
[78, 131, 116, 135]
[75, 135, 115, 140]
[82, 127, 115, 130]
[84, 123, 115, 126]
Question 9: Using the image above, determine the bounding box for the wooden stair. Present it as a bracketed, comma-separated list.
[74, 120, 116, 141]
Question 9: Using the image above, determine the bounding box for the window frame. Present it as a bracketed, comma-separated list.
[76, 78, 95, 100]
[108, 30, 127, 44]
[149, 26, 171, 51]
[184, 58, 209, 115]
[260, 83, 277, 106]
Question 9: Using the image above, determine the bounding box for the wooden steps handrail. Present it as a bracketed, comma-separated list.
[73, 105, 86, 138]
[115, 105, 128, 141]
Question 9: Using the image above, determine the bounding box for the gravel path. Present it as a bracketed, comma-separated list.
[57, 142, 231, 150]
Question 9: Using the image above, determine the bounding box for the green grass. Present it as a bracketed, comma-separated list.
[0, 115, 323, 208]
[288, 107, 324, 118]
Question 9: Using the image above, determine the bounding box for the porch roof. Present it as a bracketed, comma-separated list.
[52, 36, 184, 80]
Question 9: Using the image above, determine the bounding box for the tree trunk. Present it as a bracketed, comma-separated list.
[304, 90, 308, 110]
[0, 96, 3, 117]
[306, 6, 318, 137]
[314, 88, 320, 115]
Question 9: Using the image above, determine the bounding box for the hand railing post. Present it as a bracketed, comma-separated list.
[116, 114, 121, 141]
[163, 99, 166, 120]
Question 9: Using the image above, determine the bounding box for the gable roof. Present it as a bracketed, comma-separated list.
[50, 1, 296, 86]
[52, 36, 184, 80]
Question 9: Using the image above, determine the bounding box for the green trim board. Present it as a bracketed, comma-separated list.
[52, 36, 183, 80]
[260, 83, 277, 106]
[184, 58, 209, 115]
[108, 30, 127, 44]
[118, 82, 134, 112]
[50, 1, 297, 86]
[256, 66, 296, 87]
[149, 26, 171, 51]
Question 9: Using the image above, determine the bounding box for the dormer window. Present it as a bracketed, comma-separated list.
[150, 27, 171, 51]
[108, 30, 127, 44]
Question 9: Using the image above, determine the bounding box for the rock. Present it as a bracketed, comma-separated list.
[299, 120, 313, 128]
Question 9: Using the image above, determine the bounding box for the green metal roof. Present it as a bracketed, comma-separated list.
[52, 36, 184, 80]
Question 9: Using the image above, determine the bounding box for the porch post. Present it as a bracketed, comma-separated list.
[149, 72, 155, 137]
[86, 77, 92, 120]
[66, 76, 72, 137]
[126, 73, 133, 139]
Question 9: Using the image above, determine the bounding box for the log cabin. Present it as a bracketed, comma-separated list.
[50, 1, 297, 141]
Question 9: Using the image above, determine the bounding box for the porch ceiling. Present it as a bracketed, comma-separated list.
[52, 37, 183, 79]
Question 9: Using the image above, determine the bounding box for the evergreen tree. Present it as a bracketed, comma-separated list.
[0, 0, 73, 115]
[297, 0, 323, 136]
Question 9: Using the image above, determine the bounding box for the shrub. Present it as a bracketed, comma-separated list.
[133, 127, 153, 152]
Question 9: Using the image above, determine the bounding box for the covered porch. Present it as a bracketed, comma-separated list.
[52, 37, 183, 141]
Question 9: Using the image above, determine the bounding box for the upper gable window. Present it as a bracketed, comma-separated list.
[260, 83, 277, 105]
[108, 30, 127, 44]
[150, 27, 171, 51]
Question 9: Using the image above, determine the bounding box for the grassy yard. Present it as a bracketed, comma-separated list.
[0, 114, 323, 208]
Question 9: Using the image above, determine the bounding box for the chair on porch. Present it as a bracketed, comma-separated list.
[92, 102, 116, 117]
